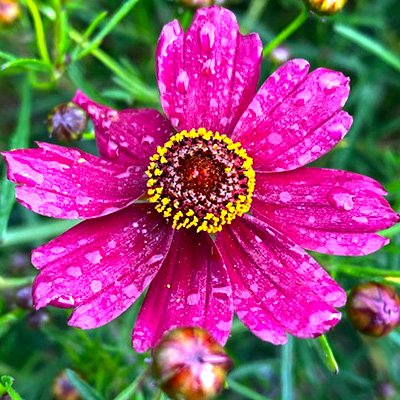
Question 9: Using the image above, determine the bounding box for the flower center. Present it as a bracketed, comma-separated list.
[146, 128, 255, 233]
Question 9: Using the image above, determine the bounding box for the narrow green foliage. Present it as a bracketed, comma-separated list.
[66, 370, 105, 400]
[281, 336, 294, 400]
[0, 80, 31, 242]
[310, 335, 339, 374]
[335, 24, 400, 73]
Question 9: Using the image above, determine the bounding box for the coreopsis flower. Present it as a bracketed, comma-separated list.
[303, 0, 347, 16]
[347, 282, 400, 337]
[152, 327, 232, 400]
[2, 7, 399, 352]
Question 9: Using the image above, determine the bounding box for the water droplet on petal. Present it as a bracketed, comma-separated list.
[199, 22, 215, 53]
[293, 88, 312, 106]
[176, 70, 189, 94]
[327, 187, 355, 211]
[201, 58, 216, 76]
[318, 73, 342, 94]
[292, 59, 309, 75]
[105, 139, 120, 160]
[141, 135, 155, 147]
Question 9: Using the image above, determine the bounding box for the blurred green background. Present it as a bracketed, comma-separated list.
[1, 0, 400, 399]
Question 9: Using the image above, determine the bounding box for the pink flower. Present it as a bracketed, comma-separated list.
[2, 6, 399, 352]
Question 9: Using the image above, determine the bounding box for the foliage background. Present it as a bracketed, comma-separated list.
[1, 0, 400, 399]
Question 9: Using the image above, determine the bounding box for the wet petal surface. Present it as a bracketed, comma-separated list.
[233, 62, 351, 172]
[253, 168, 399, 256]
[73, 90, 173, 166]
[215, 215, 345, 341]
[2, 143, 146, 219]
[133, 229, 233, 353]
[32, 204, 173, 329]
[157, 6, 262, 135]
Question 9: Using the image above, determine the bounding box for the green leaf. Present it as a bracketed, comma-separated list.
[77, 0, 140, 59]
[227, 379, 272, 400]
[0, 59, 52, 73]
[334, 24, 400, 73]
[66, 369, 105, 400]
[0, 79, 31, 242]
[113, 370, 149, 400]
[310, 335, 339, 374]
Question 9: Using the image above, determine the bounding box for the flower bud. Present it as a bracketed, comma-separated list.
[152, 327, 232, 400]
[180, 0, 225, 9]
[53, 371, 81, 400]
[15, 286, 33, 309]
[269, 46, 291, 66]
[347, 282, 400, 337]
[303, 0, 347, 15]
[0, 0, 20, 25]
[26, 309, 50, 329]
[47, 103, 88, 143]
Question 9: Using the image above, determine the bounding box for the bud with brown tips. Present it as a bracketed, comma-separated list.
[347, 282, 400, 337]
[152, 327, 232, 400]
[47, 103, 88, 143]
[53, 371, 81, 400]
[180, 0, 225, 9]
[303, 0, 347, 16]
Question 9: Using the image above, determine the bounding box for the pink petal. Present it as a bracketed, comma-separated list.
[233, 64, 351, 172]
[32, 204, 173, 329]
[2, 143, 146, 219]
[156, 6, 262, 135]
[215, 216, 345, 341]
[73, 90, 173, 166]
[252, 168, 399, 256]
[132, 229, 233, 353]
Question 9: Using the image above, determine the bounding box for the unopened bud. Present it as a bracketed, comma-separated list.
[153, 327, 232, 400]
[26, 309, 50, 329]
[15, 286, 33, 309]
[303, 0, 347, 15]
[180, 0, 225, 9]
[347, 282, 400, 337]
[269, 46, 291, 65]
[0, 0, 19, 25]
[53, 371, 81, 400]
[47, 103, 88, 143]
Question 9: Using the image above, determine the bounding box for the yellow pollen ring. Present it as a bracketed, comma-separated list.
[146, 128, 255, 234]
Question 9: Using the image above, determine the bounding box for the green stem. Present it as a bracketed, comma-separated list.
[311, 335, 339, 374]
[23, 0, 51, 64]
[0, 276, 34, 290]
[281, 336, 294, 400]
[82, 132, 96, 140]
[263, 8, 309, 57]
[1, 220, 78, 248]
[380, 223, 400, 238]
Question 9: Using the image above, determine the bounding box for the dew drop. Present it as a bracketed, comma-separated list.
[293, 88, 312, 106]
[318, 74, 342, 94]
[141, 135, 155, 147]
[327, 187, 355, 211]
[105, 139, 120, 160]
[176, 70, 189, 94]
[292, 59, 309, 75]
[199, 22, 215, 53]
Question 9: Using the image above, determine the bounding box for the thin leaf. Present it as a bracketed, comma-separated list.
[310, 335, 339, 374]
[1, 59, 52, 73]
[0, 79, 31, 242]
[77, 0, 140, 59]
[335, 24, 400, 73]
[227, 379, 272, 400]
[66, 370, 105, 400]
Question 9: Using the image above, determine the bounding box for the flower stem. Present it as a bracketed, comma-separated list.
[281, 336, 294, 400]
[23, 0, 51, 64]
[263, 8, 309, 57]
